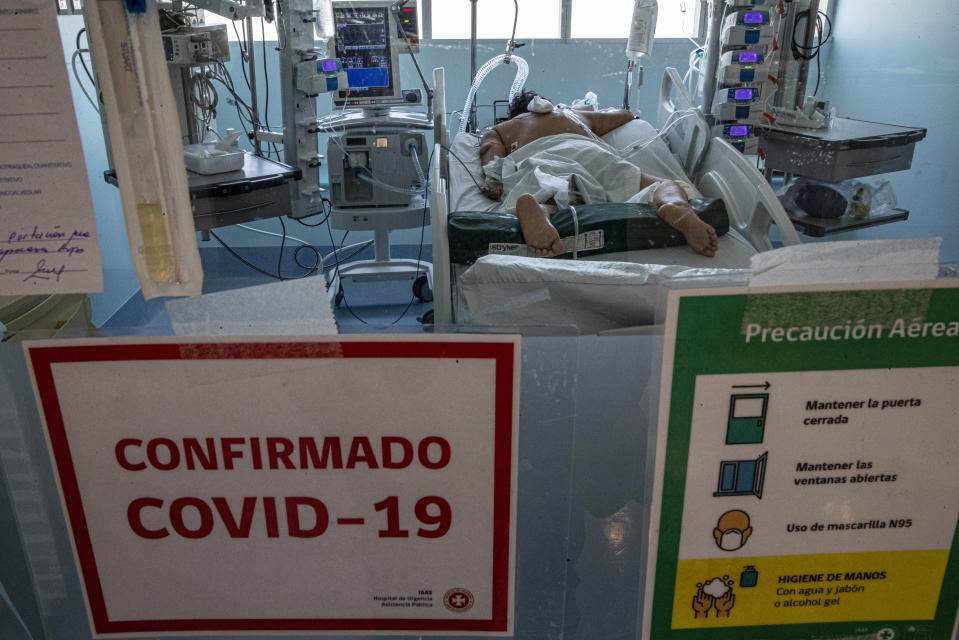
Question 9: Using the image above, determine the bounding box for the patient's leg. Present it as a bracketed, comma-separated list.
[657, 203, 718, 257]
[516, 194, 564, 257]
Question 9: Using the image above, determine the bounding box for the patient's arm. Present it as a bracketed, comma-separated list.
[479, 128, 509, 200]
[479, 128, 508, 166]
[579, 109, 636, 136]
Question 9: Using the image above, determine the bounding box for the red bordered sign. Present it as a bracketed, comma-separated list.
[26, 336, 519, 636]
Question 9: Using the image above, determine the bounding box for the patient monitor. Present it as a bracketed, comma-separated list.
[322, 0, 432, 299]
[325, 0, 429, 209]
[331, 0, 422, 109]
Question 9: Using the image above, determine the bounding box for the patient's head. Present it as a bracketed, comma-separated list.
[508, 90, 550, 119]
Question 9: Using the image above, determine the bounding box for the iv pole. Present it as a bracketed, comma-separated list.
[469, 0, 478, 132]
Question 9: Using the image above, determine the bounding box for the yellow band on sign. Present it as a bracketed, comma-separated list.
[671, 549, 948, 629]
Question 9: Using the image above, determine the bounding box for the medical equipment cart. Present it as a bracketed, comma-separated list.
[760, 117, 927, 237]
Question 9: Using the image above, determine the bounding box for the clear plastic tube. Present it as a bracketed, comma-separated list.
[410, 143, 426, 185]
[356, 171, 424, 195]
[558, 108, 604, 143]
[458, 54, 529, 133]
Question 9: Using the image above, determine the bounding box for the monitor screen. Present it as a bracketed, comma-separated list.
[728, 125, 750, 137]
[738, 52, 759, 63]
[333, 5, 397, 103]
[744, 12, 764, 24]
[734, 88, 755, 100]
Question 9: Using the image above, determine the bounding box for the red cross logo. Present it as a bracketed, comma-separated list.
[443, 588, 474, 613]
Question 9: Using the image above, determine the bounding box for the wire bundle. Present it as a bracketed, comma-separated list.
[791, 9, 833, 96]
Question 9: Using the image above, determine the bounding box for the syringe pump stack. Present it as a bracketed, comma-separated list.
[710, 0, 781, 154]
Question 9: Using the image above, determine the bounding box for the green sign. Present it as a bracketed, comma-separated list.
[644, 283, 959, 640]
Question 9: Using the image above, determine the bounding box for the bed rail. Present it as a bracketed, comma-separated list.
[658, 67, 709, 177]
[430, 67, 454, 325]
[695, 138, 801, 251]
[430, 141, 452, 325]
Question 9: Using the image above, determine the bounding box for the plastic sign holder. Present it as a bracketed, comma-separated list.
[644, 282, 959, 640]
[25, 336, 519, 636]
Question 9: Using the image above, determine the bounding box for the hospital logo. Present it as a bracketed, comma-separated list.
[443, 588, 474, 613]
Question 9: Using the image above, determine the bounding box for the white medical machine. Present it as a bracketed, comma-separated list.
[711, 85, 765, 123]
[720, 9, 775, 47]
[712, 123, 759, 153]
[717, 49, 771, 85]
[319, 0, 433, 300]
[703, 3, 781, 155]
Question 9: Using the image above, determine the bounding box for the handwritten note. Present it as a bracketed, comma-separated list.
[0, 0, 102, 294]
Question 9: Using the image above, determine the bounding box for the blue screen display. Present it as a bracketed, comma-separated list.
[739, 52, 759, 62]
[729, 125, 749, 136]
[734, 88, 754, 100]
[744, 12, 763, 23]
[345, 67, 389, 89]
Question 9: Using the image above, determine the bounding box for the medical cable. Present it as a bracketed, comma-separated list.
[791, 10, 832, 96]
[390, 1, 433, 119]
[609, 108, 700, 155]
[75, 29, 96, 87]
[441, 144, 486, 193]
[294, 196, 333, 227]
[71, 50, 100, 114]
[71, 30, 99, 113]
[208, 62, 258, 137]
[190, 72, 218, 135]
[558, 108, 605, 144]
[207, 219, 321, 281]
[311, 91, 352, 160]
[261, 18, 281, 159]
[504, 0, 520, 61]
[232, 20, 253, 95]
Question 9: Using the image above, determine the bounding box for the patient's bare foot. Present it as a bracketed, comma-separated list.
[516, 194, 564, 257]
[658, 203, 718, 257]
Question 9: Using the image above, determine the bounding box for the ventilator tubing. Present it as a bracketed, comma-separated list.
[411, 143, 426, 186]
[459, 54, 529, 133]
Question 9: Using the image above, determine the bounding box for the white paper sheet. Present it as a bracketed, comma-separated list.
[0, 0, 102, 294]
[749, 238, 941, 286]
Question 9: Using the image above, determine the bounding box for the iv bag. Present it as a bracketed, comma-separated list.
[313, 0, 334, 43]
[626, 0, 657, 60]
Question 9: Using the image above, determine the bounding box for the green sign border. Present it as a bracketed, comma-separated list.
[650, 285, 959, 639]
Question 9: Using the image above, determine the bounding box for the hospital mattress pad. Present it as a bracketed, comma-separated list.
[446, 199, 729, 264]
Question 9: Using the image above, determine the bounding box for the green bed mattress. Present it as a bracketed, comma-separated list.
[447, 198, 729, 264]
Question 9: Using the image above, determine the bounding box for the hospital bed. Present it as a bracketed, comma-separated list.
[428, 67, 801, 332]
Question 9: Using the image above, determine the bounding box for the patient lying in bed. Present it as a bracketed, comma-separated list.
[479, 91, 718, 258]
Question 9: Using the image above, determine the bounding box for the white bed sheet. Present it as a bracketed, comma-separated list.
[457, 255, 749, 334]
[449, 119, 696, 213]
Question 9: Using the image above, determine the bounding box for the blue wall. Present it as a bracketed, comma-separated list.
[816, 0, 959, 262]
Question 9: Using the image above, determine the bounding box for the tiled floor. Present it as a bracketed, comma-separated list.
[102, 246, 433, 334]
